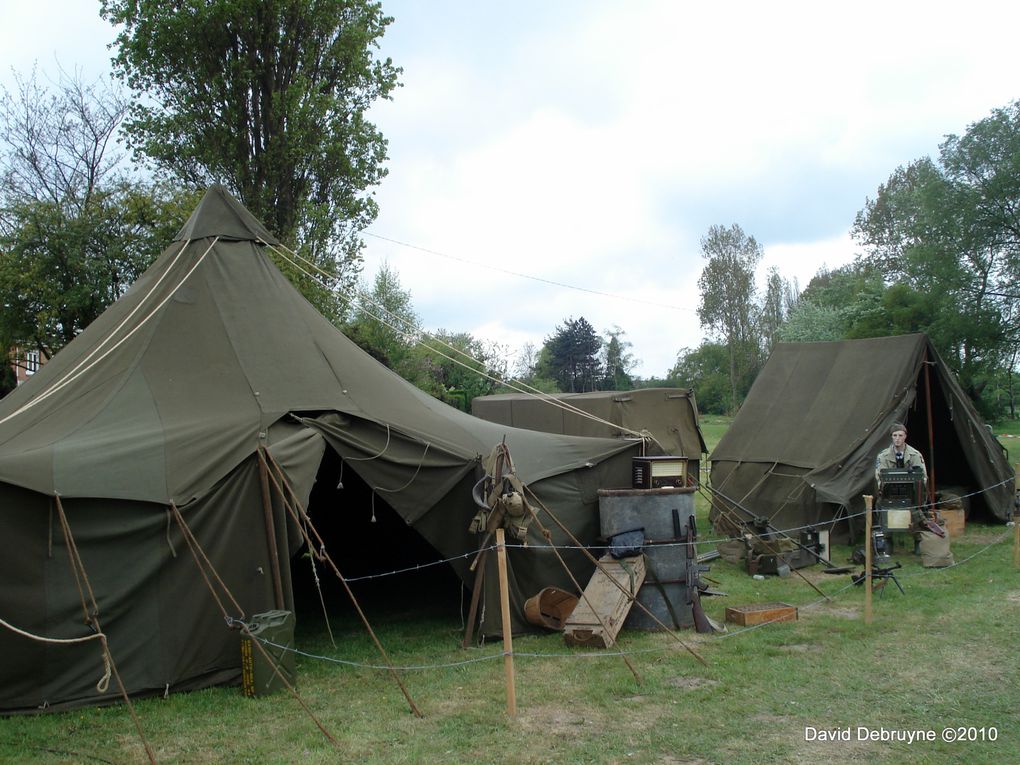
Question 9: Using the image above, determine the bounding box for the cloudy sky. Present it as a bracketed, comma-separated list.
[4, 1, 1020, 377]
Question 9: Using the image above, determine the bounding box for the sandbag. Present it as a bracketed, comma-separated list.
[716, 539, 746, 565]
[918, 528, 954, 568]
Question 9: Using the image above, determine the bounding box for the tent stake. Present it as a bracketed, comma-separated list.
[495, 529, 517, 717]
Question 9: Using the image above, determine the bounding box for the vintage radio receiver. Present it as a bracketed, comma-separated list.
[877, 467, 925, 531]
[631, 456, 688, 489]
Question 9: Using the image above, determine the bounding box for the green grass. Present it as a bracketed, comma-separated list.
[2, 415, 1018, 764]
[3, 528, 1016, 765]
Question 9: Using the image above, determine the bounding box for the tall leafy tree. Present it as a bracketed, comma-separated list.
[758, 266, 796, 358]
[101, 0, 401, 322]
[345, 261, 419, 370]
[602, 325, 636, 391]
[0, 68, 195, 387]
[852, 102, 1020, 408]
[697, 223, 762, 413]
[669, 342, 732, 415]
[538, 316, 604, 393]
[410, 332, 509, 410]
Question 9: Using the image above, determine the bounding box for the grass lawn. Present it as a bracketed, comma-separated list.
[1, 418, 1018, 764]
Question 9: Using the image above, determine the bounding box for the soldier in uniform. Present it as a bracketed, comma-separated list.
[875, 422, 927, 485]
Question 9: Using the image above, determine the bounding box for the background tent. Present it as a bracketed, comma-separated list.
[472, 388, 708, 462]
[709, 335, 1014, 537]
[0, 186, 638, 713]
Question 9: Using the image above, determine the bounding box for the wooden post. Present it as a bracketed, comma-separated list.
[495, 528, 516, 717]
[1014, 466, 1019, 569]
[257, 449, 286, 610]
[1013, 509, 1019, 569]
[864, 495, 874, 625]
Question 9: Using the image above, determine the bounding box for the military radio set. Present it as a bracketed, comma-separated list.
[868, 466, 928, 562]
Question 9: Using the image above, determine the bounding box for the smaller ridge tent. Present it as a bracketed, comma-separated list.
[709, 335, 1014, 536]
[471, 388, 708, 460]
[0, 186, 639, 713]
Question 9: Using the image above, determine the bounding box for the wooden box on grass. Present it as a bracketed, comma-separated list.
[563, 554, 645, 649]
[939, 508, 965, 538]
[725, 602, 798, 627]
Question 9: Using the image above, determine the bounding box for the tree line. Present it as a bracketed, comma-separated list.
[675, 103, 1020, 420]
[3, 2, 1020, 419]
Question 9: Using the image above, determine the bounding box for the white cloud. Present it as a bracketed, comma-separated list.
[9, 0, 1020, 380]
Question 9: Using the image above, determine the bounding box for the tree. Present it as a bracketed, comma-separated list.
[852, 102, 1020, 410]
[345, 262, 419, 369]
[0, 68, 196, 384]
[777, 301, 844, 343]
[510, 341, 559, 393]
[697, 223, 763, 413]
[669, 342, 733, 415]
[538, 317, 604, 393]
[602, 325, 637, 391]
[101, 0, 401, 323]
[758, 266, 797, 357]
[410, 332, 509, 409]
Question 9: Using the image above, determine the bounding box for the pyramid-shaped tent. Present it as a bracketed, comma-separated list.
[0, 186, 638, 712]
[708, 335, 1014, 537]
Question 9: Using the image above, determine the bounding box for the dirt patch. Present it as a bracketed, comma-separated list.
[958, 530, 1011, 545]
[817, 606, 860, 620]
[514, 703, 605, 736]
[654, 757, 712, 765]
[793, 737, 876, 763]
[666, 676, 719, 690]
[1005, 590, 1020, 605]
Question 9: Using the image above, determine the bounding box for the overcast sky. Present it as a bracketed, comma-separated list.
[4, 1, 1020, 377]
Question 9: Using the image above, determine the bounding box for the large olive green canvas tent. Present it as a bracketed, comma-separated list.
[471, 388, 708, 460]
[0, 186, 638, 713]
[709, 335, 1014, 537]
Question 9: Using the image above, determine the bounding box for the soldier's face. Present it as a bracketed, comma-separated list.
[891, 430, 907, 449]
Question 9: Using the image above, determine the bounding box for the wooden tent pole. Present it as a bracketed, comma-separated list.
[54, 496, 159, 764]
[864, 495, 874, 625]
[259, 448, 424, 718]
[495, 529, 517, 717]
[923, 350, 937, 505]
[461, 557, 486, 648]
[257, 450, 286, 609]
[1014, 506, 1019, 569]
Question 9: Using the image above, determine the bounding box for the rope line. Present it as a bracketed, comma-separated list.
[364, 231, 696, 314]
[0, 237, 217, 428]
[250, 525, 1010, 673]
[263, 240, 650, 440]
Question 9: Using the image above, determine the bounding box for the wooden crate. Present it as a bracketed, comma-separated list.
[940, 508, 965, 538]
[725, 602, 797, 627]
[563, 554, 645, 649]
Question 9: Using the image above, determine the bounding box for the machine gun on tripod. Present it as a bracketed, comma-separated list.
[852, 560, 904, 598]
